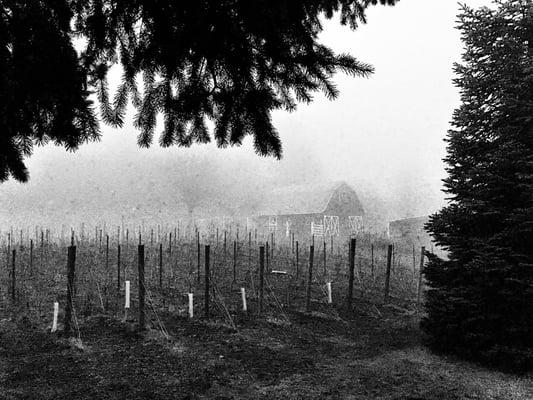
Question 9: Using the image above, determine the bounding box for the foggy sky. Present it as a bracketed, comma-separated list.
[0, 0, 494, 229]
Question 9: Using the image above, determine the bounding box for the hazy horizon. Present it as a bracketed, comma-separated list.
[0, 0, 494, 231]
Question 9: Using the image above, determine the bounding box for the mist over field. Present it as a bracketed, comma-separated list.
[0, 0, 491, 232]
[0, 136, 441, 233]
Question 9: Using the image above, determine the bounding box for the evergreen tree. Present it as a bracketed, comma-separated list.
[1, 0, 397, 183]
[423, 1, 533, 371]
[0, 1, 99, 182]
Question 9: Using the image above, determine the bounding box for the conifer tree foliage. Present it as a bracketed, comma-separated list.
[423, 1, 533, 371]
[0, 1, 100, 182]
[1, 0, 397, 183]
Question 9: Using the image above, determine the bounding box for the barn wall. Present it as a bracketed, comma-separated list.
[254, 213, 321, 242]
[254, 213, 363, 243]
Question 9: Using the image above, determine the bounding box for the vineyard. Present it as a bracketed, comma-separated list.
[2, 225, 531, 400]
[0, 224, 426, 331]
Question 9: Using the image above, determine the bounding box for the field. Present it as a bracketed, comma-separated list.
[0, 226, 531, 399]
[2, 306, 532, 399]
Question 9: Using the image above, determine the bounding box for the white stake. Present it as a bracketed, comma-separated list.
[188, 293, 194, 318]
[51, 302, 59, 333]
[125, 280, 130, 309]
[241, 287, 247, 312]
[327, 282, 332, 304]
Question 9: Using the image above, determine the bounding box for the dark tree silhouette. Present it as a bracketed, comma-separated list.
[1, 0, 397, 182]
[0, 1, 99, 182]
[423, 1, 533, 371]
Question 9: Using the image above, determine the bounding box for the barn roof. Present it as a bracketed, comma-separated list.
[257, 181, 360, 216]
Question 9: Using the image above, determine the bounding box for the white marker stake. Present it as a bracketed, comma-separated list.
[188, 293, 194, 318]
[241, 287, 247, 312]
[125, 280, 131, 308]
[327, 282, 333, 304]
[51, 302, 59, 333]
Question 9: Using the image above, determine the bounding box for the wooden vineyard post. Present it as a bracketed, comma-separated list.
[106, 235, 109, 269]
[204, 245, 210, 319]
[159, 242, 163, 288]
[259, 246, 265, 315]
[391, 243, 395, 273]
[224, 231, 227, 258]
[233, 240, 237, 282]
[248, 231, 252, 272]
[384, 244, 393, 304]
[197, 231, 201, 283]
[417, 246, 426, 304]
[117, 244, 121, 291]
[29, 239, 33, 275]
[306, 245, 315, 312]
[270, 233, 274, 261]
[323, 241, 327, 276]
[169, 233, 174, 282]
[5, 234, 9, 291]
[412, 244, 416, 273]
[371, 243, 374, 277]
[266, 242, 270, 271]
[105, 235, 110, 311]
[295, 241, 300, 279]
[347, 238, 356, 309]
[11, 249, 16, 303]
[138, 244, 146, 329]
[38, 231, 42, 270]
[64, 245, 76, 336]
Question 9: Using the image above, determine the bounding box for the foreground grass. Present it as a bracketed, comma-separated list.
[1, 305, 531, 400]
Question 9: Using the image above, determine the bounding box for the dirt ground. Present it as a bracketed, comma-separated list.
[1, 304, 531, 400]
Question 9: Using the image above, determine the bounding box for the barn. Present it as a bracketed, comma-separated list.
[253, 181, 365, 241]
